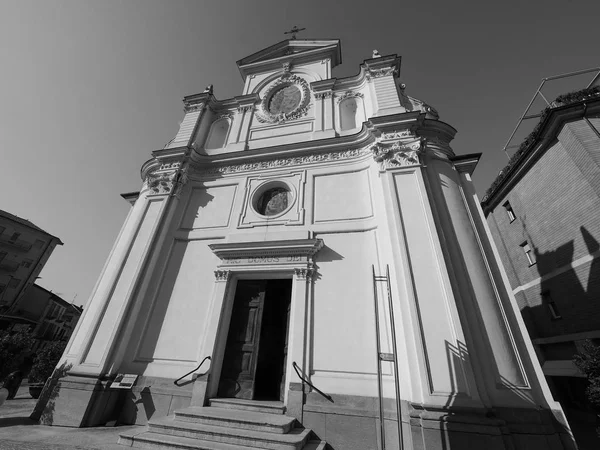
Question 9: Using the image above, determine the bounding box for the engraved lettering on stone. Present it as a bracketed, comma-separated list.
[199, 148, 369, 175]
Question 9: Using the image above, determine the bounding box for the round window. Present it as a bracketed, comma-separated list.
[256, 187, 290, 216]
[268, 85, 302, 115]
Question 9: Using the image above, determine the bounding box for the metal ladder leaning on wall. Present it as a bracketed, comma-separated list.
[372, 265, 404, 450]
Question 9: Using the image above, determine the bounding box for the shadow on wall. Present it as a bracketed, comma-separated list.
[522, 225, 600, 340]
[29, 361, 72, 425]
[518, 224, 600, 450]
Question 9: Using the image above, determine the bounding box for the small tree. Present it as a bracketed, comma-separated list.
[0, 328, 34, 381]
[28, 341, 67, 384]
[573, 340, 600, 435]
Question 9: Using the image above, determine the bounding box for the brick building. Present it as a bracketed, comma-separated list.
[0, 210, 63, 322]
[482, 85, 600, 440]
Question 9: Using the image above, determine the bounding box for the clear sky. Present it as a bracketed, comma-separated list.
[1, 0, 598, 307]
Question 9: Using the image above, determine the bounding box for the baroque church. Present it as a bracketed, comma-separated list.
[37, 36, 577, 450]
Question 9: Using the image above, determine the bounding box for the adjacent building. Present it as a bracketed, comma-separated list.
[41, 38, 576, 450]
[7, 283, 83, 350]
[0, 210, 63, 324]
[482, 85, 600, 442]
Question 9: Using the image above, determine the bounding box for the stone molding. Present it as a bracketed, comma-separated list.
[209, 239, 323, 260]
[196, 148, 370, 175]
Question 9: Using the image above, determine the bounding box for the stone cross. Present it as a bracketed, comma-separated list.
[284, 26, 306, 40]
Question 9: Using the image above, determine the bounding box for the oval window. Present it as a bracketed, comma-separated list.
[256, 187, 290, 216]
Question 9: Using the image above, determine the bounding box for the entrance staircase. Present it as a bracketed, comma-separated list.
[118, 398, 326, 450]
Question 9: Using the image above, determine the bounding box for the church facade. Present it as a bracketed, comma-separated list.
[39, 39, 576, 450]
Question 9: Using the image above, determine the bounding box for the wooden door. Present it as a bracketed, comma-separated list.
[217, 280, 266, 399]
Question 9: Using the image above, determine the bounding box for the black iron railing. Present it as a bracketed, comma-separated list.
[292, 361, 333, 402]
[174, 356, 211, 387]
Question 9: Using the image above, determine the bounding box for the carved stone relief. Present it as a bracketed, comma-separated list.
[255, 73, 311, 124]
[145, 163, 189, 196]
[197, 148, 370, 175]
[370, 134, 424, 169]
[294, 266, 315, 280]
[366, 67, 398, 80]
[336, 90, 364, 103]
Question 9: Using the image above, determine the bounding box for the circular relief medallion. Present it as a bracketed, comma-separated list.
[256, 187, 289, 216]
[256, 74, 311, 124]
[269, 85, 302, 115]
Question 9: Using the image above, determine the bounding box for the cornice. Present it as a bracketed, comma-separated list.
[237, 40, 341, 80]
[209, 238, 324, 259]
[481, 99, 600, 213]
[189, 125, 375, 173]
[451, 154, 482, 176]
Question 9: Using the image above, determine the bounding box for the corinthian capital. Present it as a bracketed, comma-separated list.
[369, 133, 424, 170]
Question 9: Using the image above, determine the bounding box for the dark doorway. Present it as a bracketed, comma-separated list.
[217, 279, 292, 401]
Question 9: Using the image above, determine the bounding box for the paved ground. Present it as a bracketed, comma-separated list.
[0, 384, 141, 450]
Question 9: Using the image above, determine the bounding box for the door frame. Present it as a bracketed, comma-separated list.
[197, 238, 322, 407]
[205, 269, 311, 406]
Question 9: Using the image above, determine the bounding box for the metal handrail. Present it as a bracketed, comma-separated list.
[174, 356, 211, 387]
[292, 361, 333, 402]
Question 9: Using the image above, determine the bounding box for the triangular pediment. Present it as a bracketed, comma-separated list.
[236, 39, 341, 79]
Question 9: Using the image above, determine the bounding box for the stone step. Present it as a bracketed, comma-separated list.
[119, 430, 259, 450]
[119, 430, 325, 450]
[209, 398, 285, 415]
[174, 406, 296, 434]
[148, 416, 310, 450]
[302, 441, 327, 450]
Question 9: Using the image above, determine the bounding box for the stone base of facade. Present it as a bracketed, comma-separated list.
[118, 376, 193, 425]
[31, 373, 193, 428]
[32, 373, 122, 427]
[294, 391, 577, 450]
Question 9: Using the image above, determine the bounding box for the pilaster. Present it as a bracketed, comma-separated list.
[371, 127, 482, 409]
[311, 79, 336, 139]
[39, 159, 190, 427]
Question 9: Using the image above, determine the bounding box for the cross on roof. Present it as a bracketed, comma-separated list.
[284, 26, 306, 40]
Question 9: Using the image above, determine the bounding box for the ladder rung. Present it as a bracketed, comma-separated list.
[379, 352, 395, 362]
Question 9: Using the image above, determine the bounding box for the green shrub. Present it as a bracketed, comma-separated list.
[0, 328, 34, 380]
[574, 340, 600, 409]
[28, 341, 67, 384]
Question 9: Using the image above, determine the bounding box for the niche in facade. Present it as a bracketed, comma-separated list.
[205, 118, 231, 149]
[339, 97, 364, 131]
